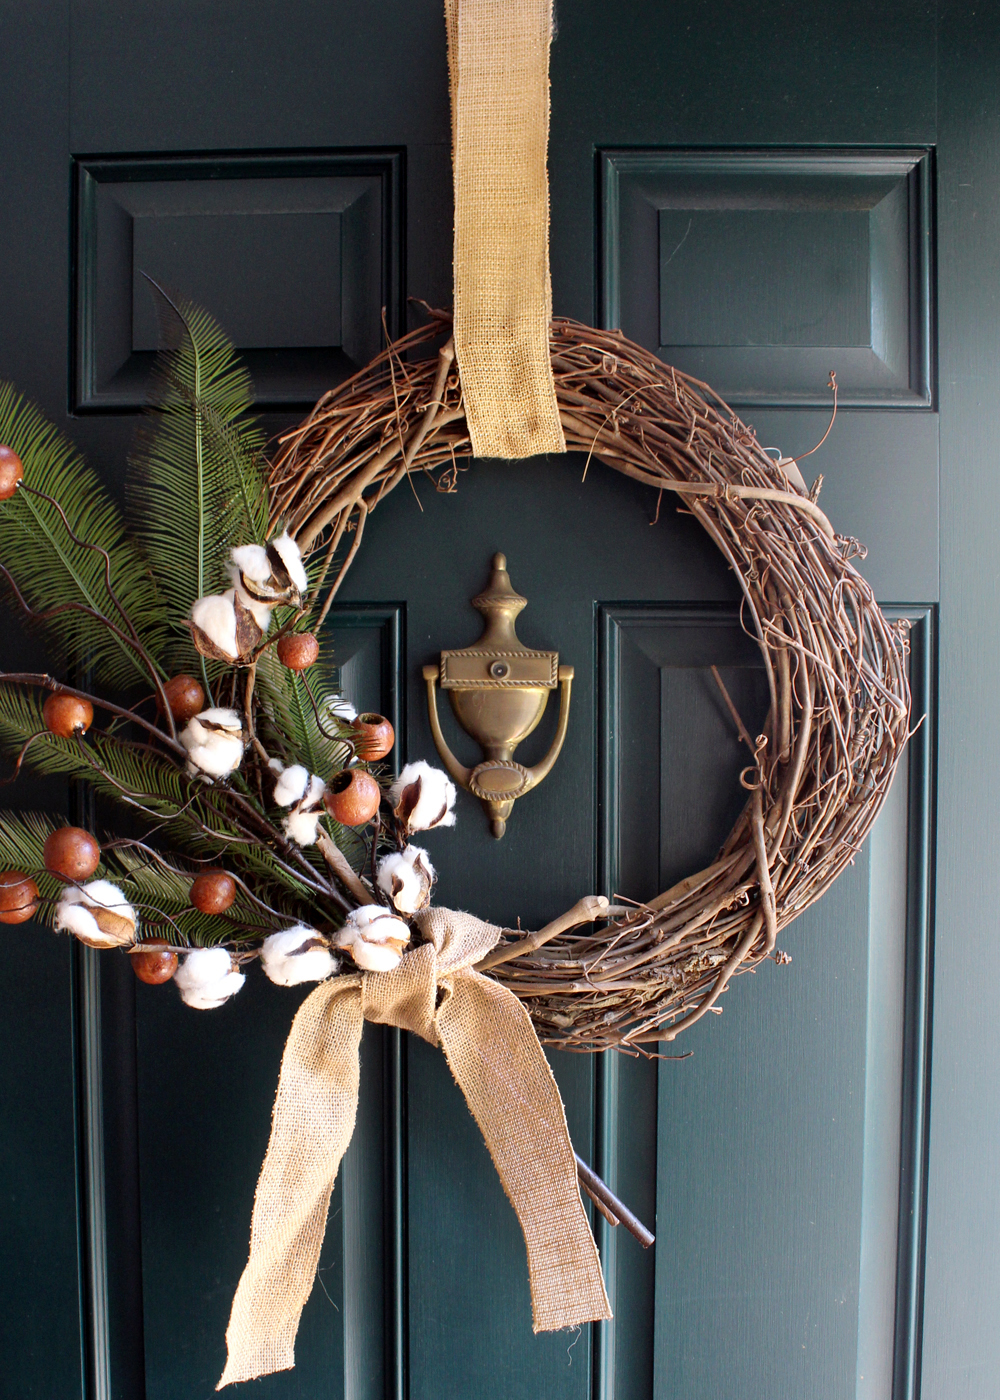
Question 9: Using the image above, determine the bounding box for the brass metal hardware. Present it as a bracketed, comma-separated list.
[423, 553, 573, 838]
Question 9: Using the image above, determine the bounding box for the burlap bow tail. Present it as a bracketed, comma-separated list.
[218, 907, 611, 1388]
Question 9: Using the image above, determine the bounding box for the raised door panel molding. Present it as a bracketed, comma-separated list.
[596, 603, 932, 1400]
[73, 151, 403, 411]
[76, 604, 407, 1398]
[600, 150, 934, 407]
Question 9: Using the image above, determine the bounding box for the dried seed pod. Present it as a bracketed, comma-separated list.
[0, 871, 40, 924]
[130, 942, 179, 984]
[190, 870, 237, 915]
[189, 591, 262, 663]
[43, 826, 101, 881]
[53, 880, 136, 948]
[0, 445, 24, 499]
[43, 692, 94, 738]
[158, 675, 206, 724]
[351, 712, 394, 761]
[323, 768, 382, 826]
[276, 632, 320, 671]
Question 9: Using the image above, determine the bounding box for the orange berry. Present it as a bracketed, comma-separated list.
[0, 871, 40, 924]
[158, 675, 206, 723]
[277, 633, 320, 671]
[351, 713, 394, 761]
[43, 827, 100, 881]
[43, 692, 93, 738]
[190, 870, 236, 915]
[130, 943, 179, 984]
[323, 768, 382, 826]
[0, 446, 24, 500]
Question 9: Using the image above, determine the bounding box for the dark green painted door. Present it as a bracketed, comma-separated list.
[0, 4, 994, 1399]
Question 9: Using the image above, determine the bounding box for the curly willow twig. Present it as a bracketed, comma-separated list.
[270, 311, 911, 1053]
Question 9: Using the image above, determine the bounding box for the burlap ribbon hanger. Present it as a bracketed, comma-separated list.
[218, 908, 611, 1388]
[446, 0, 567, 458]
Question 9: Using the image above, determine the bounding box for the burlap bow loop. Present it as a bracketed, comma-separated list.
[360, 904, 497, 1039]
[218, 907, 611, 1389]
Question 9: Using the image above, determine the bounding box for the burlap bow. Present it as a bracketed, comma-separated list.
[218, 907, 611, 1388]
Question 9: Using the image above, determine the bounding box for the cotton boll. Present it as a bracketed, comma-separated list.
[269, 530, 308, 595]
[279, 772, 328, 846]
[232, 581, 273, 632]
[302, 773, 326, 807]
[230, 543, 272, 584]
[390, 760, 457, 833]
[55, 900, 108, 946]
[273, 764, 310, 808]
[54, 880, 137, 949]
[180, 708, 245, 780]
[283, 808, 322, 845]
[376, 845, 435, 914]
[190, 588, 263, 663]
[351, 939, 406, 972]
[376, 853, 417, 910]
[335, 904, 411, 971]
[77, 878, 133, 912]
[190, 593, 239, 661]
[325, 694, 358, 723]
[230, 533, 306, 608]
[261, 926, 339, 986]
[174, 946, 245, 1009]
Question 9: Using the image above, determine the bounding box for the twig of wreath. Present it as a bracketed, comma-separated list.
[270, 309, 911, 1054]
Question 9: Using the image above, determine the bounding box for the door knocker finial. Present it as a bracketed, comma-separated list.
[422, 553, 573, 838]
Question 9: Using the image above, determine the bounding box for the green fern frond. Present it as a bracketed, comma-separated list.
[256, 647, 354, 777]
[0, 810, 66, 904]
[111, 845, 295, 948]
[0, 383, 170, 689]
[0, 684, 198, 827]
[126, 286, 269, 674]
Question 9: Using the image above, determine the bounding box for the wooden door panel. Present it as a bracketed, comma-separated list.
[598, 607, 932, 1400]
[600, 149, 934, 408]
[74, 153, 404, 411]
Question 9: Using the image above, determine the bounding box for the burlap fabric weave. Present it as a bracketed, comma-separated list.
[445, 0, 567, 459]
[218, 907, 610, 1388]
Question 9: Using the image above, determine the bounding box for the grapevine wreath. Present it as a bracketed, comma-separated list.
[0, 293, 911, 1380]
[271, 307, 913, 1049]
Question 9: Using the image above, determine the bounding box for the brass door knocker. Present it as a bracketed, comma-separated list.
[422, 553, 573, 838]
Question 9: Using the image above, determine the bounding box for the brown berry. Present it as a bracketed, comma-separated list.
[0, 871, 40, 924]
[277, 632, 320, 671]
[43, 826, 101, 881]
[190, 870, 236, 915]
[323, 768, 382, 826]
[0, 445, 24, 500]
[43, 692, 93, 738]
[130, 942, 179, 984]
[158, 675, 206, 723]
[351, 712, 395, 761]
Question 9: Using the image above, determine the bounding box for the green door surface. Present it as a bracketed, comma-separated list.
[0, 4, 992, 1398]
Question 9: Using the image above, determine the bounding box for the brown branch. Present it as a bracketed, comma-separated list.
[475, 895, 612, 972]
[575, 1154, 654, 1248]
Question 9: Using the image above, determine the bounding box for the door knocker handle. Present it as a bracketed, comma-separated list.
[422, 553, 573, 838]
